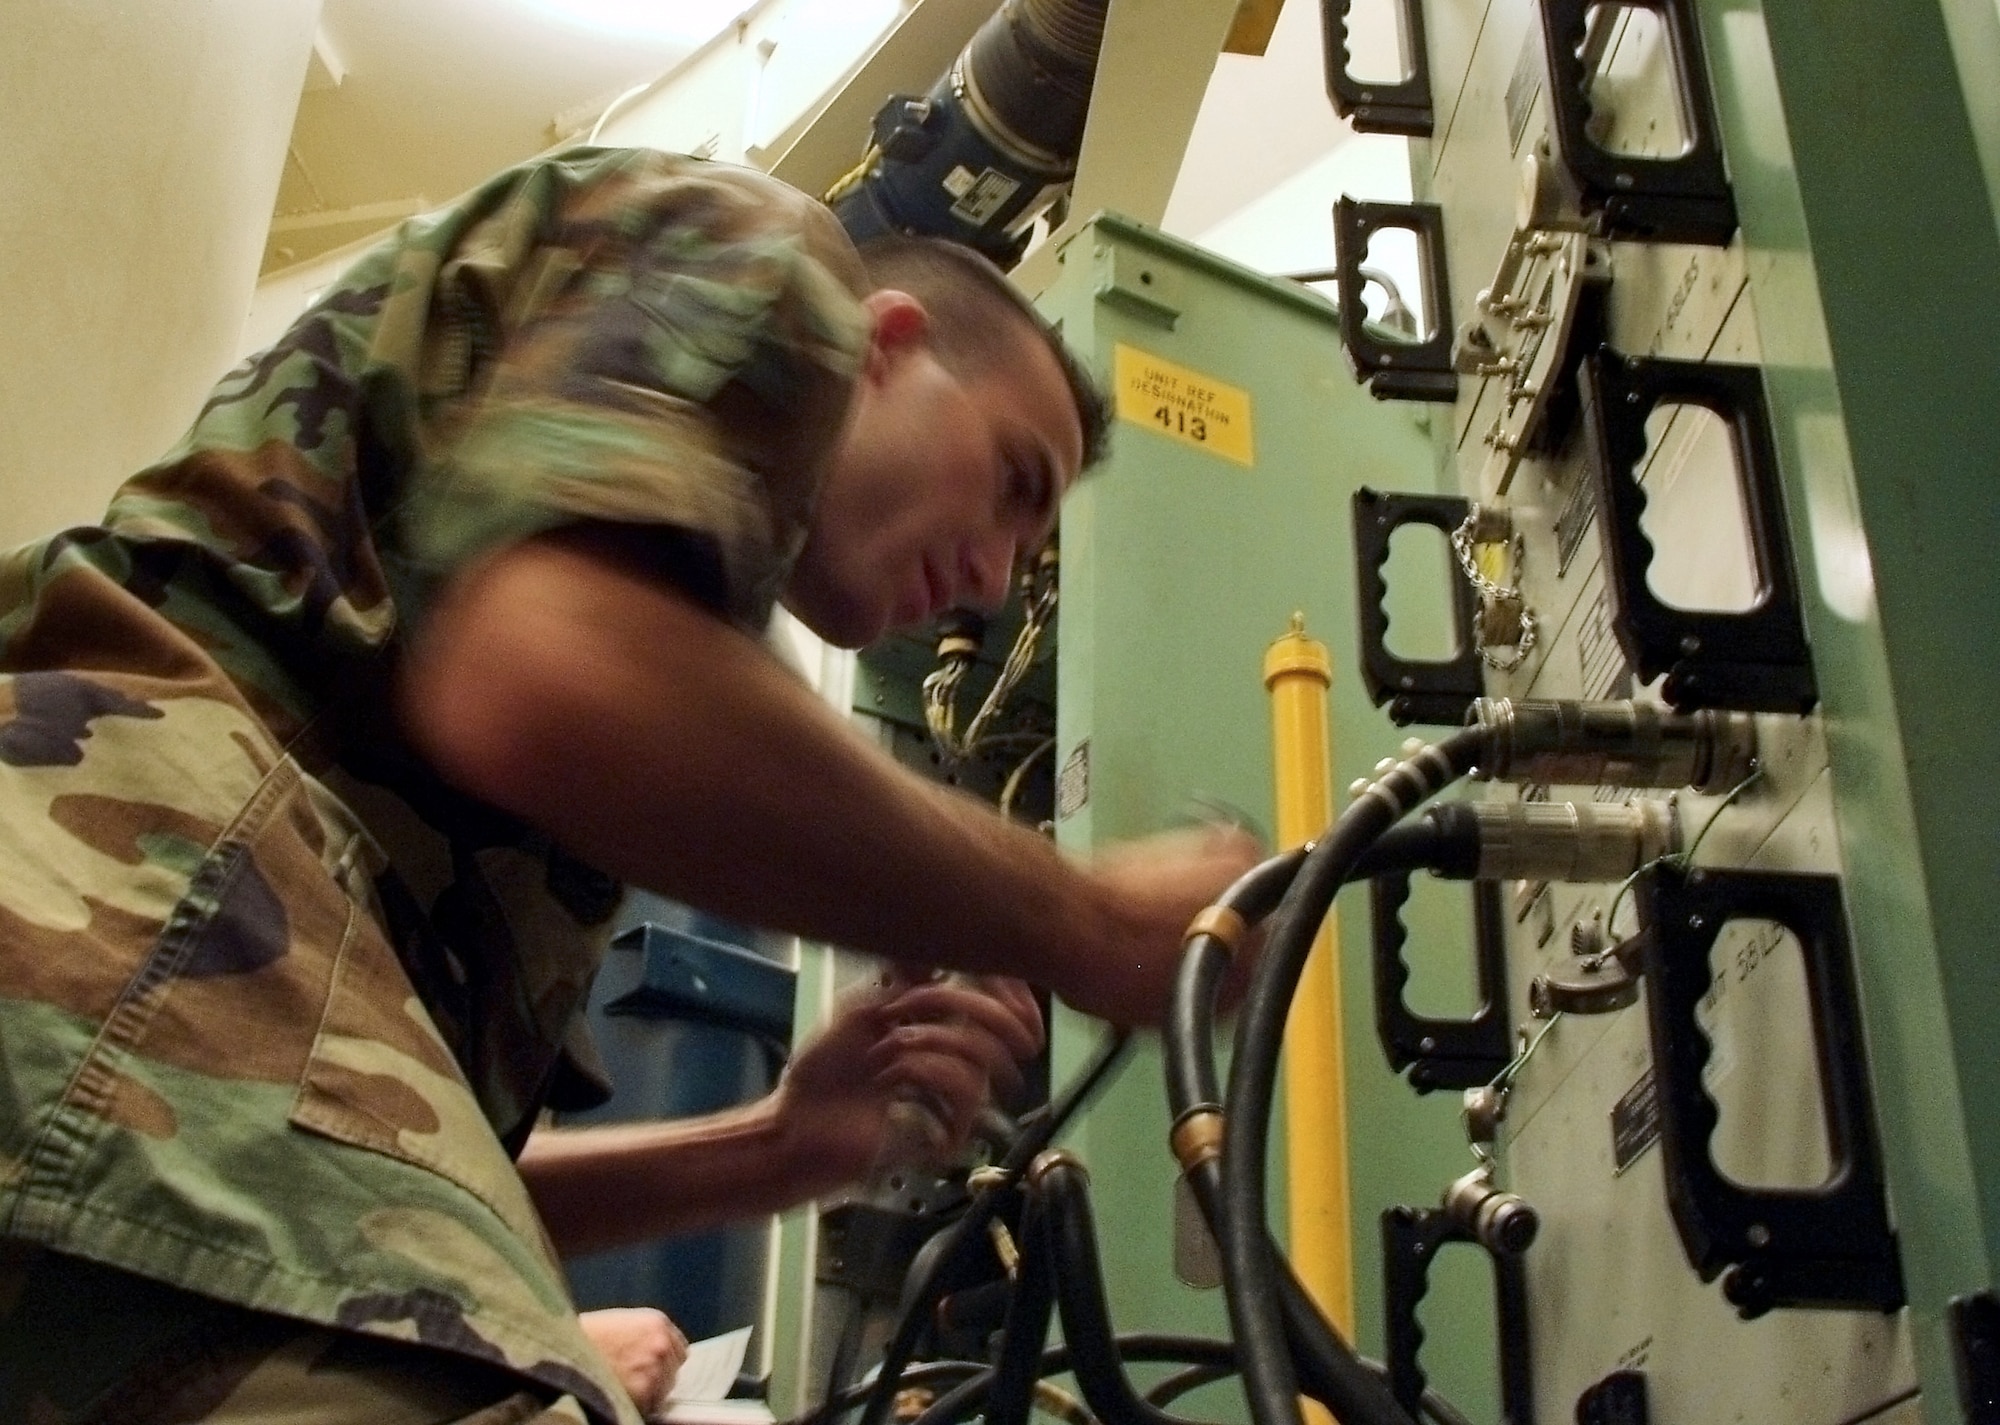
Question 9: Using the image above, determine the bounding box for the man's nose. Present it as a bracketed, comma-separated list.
[960, 537, 1016, 612]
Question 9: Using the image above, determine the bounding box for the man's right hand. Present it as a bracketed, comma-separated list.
[1059, 824, 1265, 1026]
[579, 1307, 687, 1420]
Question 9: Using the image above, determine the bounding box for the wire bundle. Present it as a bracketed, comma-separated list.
[922, 545, 1060, 771]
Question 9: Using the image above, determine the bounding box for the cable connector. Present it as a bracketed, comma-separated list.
[1463, 796, 1676, 882]
[1468, 698, 1758, 793]
[1361, 795, 1677, 883]
[1442, 1165, 1539, 1257]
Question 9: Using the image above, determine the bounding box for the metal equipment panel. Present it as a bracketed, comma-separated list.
[1346, 0, 2000, 1419]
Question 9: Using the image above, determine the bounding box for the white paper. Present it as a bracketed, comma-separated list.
[658, 1402, 776, 1425]
[667, 1325, 754, 1404]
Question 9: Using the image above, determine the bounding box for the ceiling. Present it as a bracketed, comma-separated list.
[263, 0, 1380, 274]
[266, 0, 720, 269]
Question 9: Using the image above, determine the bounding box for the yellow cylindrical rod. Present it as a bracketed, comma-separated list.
[1262, 612, 1354, 1339]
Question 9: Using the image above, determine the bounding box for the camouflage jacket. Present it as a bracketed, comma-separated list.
[0, 148, 869, 1421]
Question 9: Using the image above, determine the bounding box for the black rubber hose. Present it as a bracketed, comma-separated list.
[964, 0, 1104, 158]
[1184, 1156, 1412, 1425]
[1167, 831, 1477, 1425]
[983, 1193, 1060, 1425]
[1217, 732, 1486, 1425]
[835, 1346, 1468, 1425]
[1347, 812, 1479, 880]
[790, 1361, 987, 1425]
[907, 1338, 1243, 1425]
[848, 1030, 1135, 1425]
[1036, 1158, 1224, 1425]
[1165, 848, 1307, 1120]
[1145, 1364, 1239, 1410]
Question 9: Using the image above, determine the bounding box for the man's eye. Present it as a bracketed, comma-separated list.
[1006, 458, 1036, 510]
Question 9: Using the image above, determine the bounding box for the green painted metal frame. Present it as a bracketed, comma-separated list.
[1708, 0, 2000, 1415]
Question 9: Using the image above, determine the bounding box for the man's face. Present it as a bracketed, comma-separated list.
[784, 292, 1085, 649]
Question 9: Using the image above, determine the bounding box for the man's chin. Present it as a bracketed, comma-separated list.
[780, 595, 889, 651]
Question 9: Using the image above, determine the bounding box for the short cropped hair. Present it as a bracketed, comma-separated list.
[855, 235, 1111, 471]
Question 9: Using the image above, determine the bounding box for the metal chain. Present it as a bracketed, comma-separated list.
[1451, 506, 1538, 672]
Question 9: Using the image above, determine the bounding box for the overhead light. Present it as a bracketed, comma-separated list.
[515, 0, 758, 44]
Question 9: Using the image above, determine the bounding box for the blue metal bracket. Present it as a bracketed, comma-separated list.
[605, 923, 798, 1046]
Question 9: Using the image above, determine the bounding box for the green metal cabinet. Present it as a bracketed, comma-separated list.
[1037, 215, 1499, 1421]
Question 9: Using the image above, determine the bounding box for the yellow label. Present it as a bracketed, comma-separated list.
[1113, 344, 1254, 467]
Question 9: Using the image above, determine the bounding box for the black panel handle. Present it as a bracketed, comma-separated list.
[1538, 0, 1737, 243]
[1371, 873, 1512, 1092]
[1579, 349, 1817, 713]
[1383, 1207, 1534, 1425]
[1334, 198, 1459, 402]
[1635, 863, 1904, 1316]
[1351, 488, 1483, 727]
[1321, 0, 1434, 136]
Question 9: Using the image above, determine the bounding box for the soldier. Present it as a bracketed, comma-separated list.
[0, 148, 1257, 1421]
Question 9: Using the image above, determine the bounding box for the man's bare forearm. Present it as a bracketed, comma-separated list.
[519, 1105, 838, 1257]
[400, 533, 1118, 990]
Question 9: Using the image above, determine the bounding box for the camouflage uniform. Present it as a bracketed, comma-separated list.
[0, 148, 870, 1421]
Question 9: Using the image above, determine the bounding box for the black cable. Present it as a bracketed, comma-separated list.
[1165, 848, 1306, 1118]
[823, 1345, 1469, 1425]
[1166, 836, 1463, 1425]
[1158, 789, 1496, 1425]
[1144, 1364, 1238, 1410]
[846, 1030, 1135, 1425]
[984, 1191, 1060, 1425]
[1217, 732, 1485, 1425]
[1036, 1158, 1223, 1425]
[907, 1338, 1243, 1425]
[791, 1360, 986, 1425]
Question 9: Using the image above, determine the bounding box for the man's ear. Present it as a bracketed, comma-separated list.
[860, 289, 930, 380]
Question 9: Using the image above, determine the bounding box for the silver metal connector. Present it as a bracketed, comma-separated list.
[1468, 698, 1758, 794]
[1468, 797, 1677, 883]
[1443, 1166, 1540, 1257]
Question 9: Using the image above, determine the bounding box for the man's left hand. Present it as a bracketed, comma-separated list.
[772, 973, 1044, 1187]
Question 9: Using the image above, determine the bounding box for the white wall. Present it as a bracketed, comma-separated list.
[0, 0, 321, 548]
[1159, 0, 1420, 311]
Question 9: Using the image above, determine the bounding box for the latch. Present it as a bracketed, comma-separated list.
[1451, 503, 1539, 675]
[1351, 488, 1483, 726]
[1634, 863, 1904, 1316]
[1334, 198, 1459, 402]
[1538, 0, 1738, 244]
[1371, 874, 1512, 1092]
[1321, 0, 1435, 136]
[1579, 350, 1818, 713]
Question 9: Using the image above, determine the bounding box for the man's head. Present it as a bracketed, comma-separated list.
[783, 236, 1110, 649]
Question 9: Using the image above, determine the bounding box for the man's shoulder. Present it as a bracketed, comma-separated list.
[533, 148, 866, 287]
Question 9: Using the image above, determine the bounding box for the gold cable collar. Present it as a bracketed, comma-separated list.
[1183, 905, 1248, 956]
[1170, 1108, 1226, 1172]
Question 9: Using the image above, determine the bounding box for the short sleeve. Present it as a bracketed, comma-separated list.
[394, 151, 871, 632]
